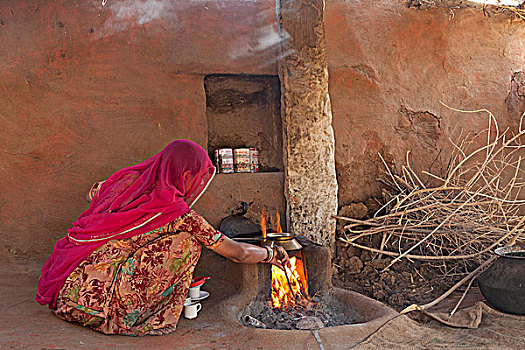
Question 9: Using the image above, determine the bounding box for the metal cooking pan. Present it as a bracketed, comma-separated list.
[232, 232, 302, 251]
[266, 232, 296, 241]
[266, 233, 302, 251]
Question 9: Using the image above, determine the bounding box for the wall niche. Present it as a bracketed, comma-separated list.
[205, 74, 283, 172]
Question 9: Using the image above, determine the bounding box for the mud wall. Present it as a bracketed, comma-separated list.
[0, 0, 280, 266]
[2, 0, 524, 265]
[326, 0, 525, 205]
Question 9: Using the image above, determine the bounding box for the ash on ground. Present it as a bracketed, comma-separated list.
[240, 291, 355, 330]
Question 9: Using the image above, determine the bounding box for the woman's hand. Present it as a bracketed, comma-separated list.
[267, 245, 292, 271]
[211, 236, 291, 270]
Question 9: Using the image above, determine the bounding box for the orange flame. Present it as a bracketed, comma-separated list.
[260, 209, 283, 236]
[271, 212, 282, 234]
[262, 209, 310, 308]
[261, 208, 267, 240]
[271, 256, 309, 308]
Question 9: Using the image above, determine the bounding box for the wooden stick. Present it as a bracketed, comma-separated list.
[384, 198, 476, 270]
[341, 217, 524, 261]
[450, 276, 475, 317]
[400, 218, 525, 314]
[400, 255, 497, 314]
[284, 267, 298, 304]
[335, 107, 525, 287]
[378, 232, 387, 259]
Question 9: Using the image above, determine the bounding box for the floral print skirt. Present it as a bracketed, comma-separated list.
[54, 227, 202, 336]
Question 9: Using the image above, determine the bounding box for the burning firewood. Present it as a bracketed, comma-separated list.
[261, 210, 311, 309]
[241, 211, 355, 331]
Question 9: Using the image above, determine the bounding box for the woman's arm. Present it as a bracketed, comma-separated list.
[211, 236, 291, 270]
[174, 210, 291, 269]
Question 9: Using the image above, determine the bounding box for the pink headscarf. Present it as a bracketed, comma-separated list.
[36, 140, 215, 308]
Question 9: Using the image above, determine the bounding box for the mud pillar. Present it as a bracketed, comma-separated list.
[276, 0, 338, 247]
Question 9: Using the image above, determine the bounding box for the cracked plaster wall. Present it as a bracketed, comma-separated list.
[2, 0, 525, 264]
[326, 0, 525, 205]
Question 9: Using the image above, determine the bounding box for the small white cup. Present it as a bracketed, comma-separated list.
[184, 302, 202, 319]
[189, 286, 200, 299]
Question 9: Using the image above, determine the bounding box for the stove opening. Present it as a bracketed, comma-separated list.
[240, 211, 356, 330]
[260, 210, 309, 308]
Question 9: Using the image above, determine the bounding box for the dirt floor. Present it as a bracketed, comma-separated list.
[353, 307, 525, 349]
[1, 261, 400, 350]
[1, 257, 525, 350]
[331, 201, 525, 349]
[334, 261, 525, 349]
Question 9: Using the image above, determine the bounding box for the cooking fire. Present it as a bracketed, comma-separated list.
[241, 211, 355, 330]
[271, 256, 309, 309]
[262, 210, 310, 309]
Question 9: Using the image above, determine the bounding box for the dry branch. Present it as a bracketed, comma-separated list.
[336, 107, 525, 311]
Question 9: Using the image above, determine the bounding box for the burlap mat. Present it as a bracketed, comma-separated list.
[352, 302, 525, 349]
[421, 301, 525, 329]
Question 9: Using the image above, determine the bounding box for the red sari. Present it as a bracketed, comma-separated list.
[54, 210, 224, 336]
[36, 140, 219, 335]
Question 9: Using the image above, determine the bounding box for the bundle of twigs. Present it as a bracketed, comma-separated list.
[406, 1, 525, 22]
[497, 5, 525, 21]
[336, 105, 525, 312]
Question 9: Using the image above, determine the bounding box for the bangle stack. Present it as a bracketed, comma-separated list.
[262, 246, 274, 263]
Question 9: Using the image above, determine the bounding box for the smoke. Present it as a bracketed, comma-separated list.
[110, 0, 171, 25]
[99, 0, 177, 36]
[253, 25, 282, 53]
[97, 0, 293, 67]
[229, 24, 291, 62]
[227, 10, 294, 68]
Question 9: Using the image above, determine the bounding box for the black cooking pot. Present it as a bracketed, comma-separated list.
[219, 202, 260, 239]
[477, 246, 525, 315]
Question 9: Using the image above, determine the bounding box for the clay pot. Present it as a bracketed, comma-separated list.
[477, 246, 525, 315]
